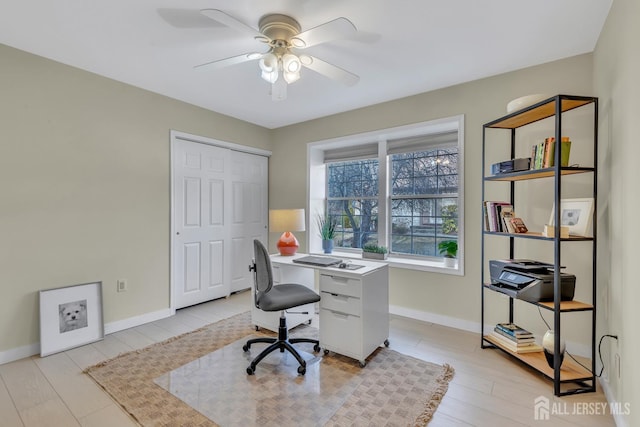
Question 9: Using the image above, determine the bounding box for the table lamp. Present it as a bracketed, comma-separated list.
[270, 209, 305, 256]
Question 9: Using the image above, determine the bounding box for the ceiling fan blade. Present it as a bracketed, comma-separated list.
[300, 55, 359, 86]
[157, 8, 222, 29]
[291, 17, 356, 48]
[194, 53, 261, 71]
[200, 9, 267, 41]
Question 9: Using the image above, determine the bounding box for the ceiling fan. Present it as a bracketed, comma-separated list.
[195, 9, 360, 101]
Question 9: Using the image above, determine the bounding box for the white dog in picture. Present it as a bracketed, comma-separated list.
[59, 300, 88, 333]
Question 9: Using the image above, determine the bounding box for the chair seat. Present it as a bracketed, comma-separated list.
[257, 283, 321, 312]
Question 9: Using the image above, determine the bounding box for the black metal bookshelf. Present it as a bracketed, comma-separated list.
[480, 94, 598, 396]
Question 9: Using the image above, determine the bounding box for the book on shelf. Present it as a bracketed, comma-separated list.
[500, 208, 516, 234]
[530, 136, 572, 170]
[483, 201, 512, 232]
[510, 217, 528, 233]
[493, 327, 535, 343]
[495, 322, 534, 337]
[489, 331, 543, 353]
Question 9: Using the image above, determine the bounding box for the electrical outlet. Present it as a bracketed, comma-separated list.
[117, 279, 128, 292]
[614, 353, 621, 379]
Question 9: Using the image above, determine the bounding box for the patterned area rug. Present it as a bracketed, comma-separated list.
[85, 312, 454, 426]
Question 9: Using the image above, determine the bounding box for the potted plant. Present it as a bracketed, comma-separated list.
[362, 243, 388, 260]
[317, 214, 338, 253]
[438, 240, 458, 267]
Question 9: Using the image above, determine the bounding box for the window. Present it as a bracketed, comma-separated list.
[389, 148, 458, 257]
[308, 115, 464, 273]
[327, 159, 379, 249]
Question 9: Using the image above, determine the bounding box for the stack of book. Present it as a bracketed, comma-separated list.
[482, 202, 528, 233]
[530, 136, 572, 170]
[490, 323, 543, 353]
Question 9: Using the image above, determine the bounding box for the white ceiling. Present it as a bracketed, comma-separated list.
[0, 0, 611, 129]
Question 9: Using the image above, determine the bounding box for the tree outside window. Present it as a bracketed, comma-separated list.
[326, 159, 379, 249]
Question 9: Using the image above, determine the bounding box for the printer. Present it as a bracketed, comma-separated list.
[488, 259, 575, 303]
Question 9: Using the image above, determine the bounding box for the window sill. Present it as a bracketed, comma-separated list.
[316, 251, 462, 276]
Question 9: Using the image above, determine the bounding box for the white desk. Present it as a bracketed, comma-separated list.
[251, 253, 389, 367]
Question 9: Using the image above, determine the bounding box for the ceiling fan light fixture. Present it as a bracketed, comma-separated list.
[259, 53, 279, 83]
[283, 70, 300, 84]
[282, 53, 301, 73]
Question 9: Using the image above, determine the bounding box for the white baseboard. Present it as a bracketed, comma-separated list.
[599, 377, 628, 427]
[390, 305, 480, 333]
[0, 343, 40, 366]
[0, 307, 174, 366]
[103, 307, 174, 335]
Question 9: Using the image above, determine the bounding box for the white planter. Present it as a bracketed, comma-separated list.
[443, 257, 456, 268]
[362, 251, 387, 260]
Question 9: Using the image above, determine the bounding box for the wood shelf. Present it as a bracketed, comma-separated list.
[538, 300, 594, 312]
[485, 167, 594, 182]
[483, 231, 594, 241]
[485, 96, 595, 129]
[483, 284, 593, 312]
[483, 335, 593, 382]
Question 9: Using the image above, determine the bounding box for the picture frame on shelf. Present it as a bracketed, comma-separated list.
[548, 198, 594, 237]
[39, 281, 104, 357]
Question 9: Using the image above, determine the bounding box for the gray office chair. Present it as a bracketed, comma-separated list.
[244, 239, 321, 375]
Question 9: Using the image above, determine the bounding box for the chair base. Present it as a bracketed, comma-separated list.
[244, 313, 320, 375]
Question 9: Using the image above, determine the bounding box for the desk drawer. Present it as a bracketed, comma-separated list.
[320, 291, 361, 316]
[319, 274, 362, 298]
[319, 308, 361, 357]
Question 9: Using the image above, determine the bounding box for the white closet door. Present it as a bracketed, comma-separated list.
[229, 150, 268, 292]
[172, 138, 268, 309]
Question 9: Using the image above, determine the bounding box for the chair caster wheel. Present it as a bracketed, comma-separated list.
[324, 349, 329, 355]
[384, 339, 390, 347]
[313, 344, 321, 352]
[297, 366, 306, 375]
[242, 344, 250, 352]
[246, 366, 255, 375]
[359, 361, 367, 368]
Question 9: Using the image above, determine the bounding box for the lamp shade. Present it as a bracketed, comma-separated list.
[269, 209, 305, 256]
[269, 209, 305, 232]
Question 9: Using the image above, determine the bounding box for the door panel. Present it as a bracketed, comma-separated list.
[183, 243, 201, 293]
[229, 151, 268, 292]
[173, 140, 230, 308]
[173, 138, 268, 308]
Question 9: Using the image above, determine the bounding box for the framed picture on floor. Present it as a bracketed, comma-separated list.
[39, 281, 104, 357]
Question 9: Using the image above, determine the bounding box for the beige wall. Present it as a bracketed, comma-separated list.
[593, 0, 640, 424]
[0, 44, 270, 353]
[2, 13, 636, 416]
[271, 54, 594, 333]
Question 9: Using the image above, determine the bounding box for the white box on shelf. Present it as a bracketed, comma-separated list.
[542, 224, 569, 238]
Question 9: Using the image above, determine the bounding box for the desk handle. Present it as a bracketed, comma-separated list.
[330, 293, 349, 302]
[327, 275, 349, 282]
[330, 311, 349, 320]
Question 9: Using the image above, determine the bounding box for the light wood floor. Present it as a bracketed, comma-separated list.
[0, 290, 615, 426]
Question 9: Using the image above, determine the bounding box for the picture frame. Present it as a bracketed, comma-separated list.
[548, 198, 594, 237]
[39, 281, 104, 357]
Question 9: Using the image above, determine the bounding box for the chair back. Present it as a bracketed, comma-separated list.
[253, 239, 274, 306]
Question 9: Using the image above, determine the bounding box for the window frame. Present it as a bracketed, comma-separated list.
[388, 146, 459, 259]
[307, 115, 464, 275]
